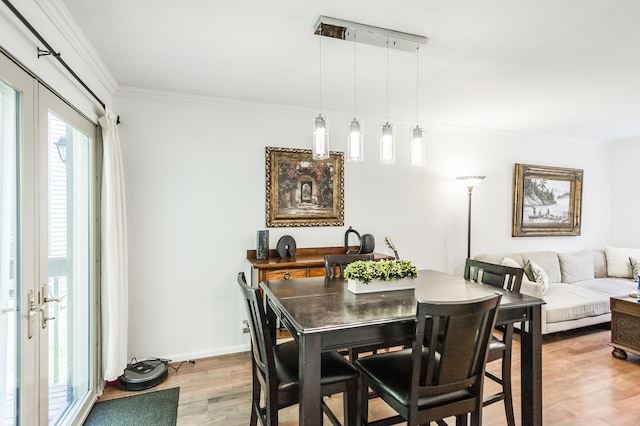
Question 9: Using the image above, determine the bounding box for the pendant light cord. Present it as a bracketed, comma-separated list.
[353, 31, 357, 118]
[416, 44, 420, 124]
[386, 36, 389, 122]
[319, 31, 322, 113]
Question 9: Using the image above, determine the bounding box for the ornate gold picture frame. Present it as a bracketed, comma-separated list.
[512, 163, 583, 237]
[266, 147, 344, 227]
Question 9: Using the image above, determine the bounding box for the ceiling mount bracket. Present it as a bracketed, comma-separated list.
[313, 16, 427, 52]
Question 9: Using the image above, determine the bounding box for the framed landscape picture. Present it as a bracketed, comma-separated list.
[512, 163, 583, 237]
[265, 147, 344, 227]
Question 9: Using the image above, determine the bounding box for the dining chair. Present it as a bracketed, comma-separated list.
[464, 258, 524, 426]
[237, 272, 359, 426]
[355, 293, 502, 426]
[324, 253, 374, 278]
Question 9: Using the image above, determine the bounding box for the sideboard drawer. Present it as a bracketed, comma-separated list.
[308, 267, 326, 277]
[265, 269, 308, 281]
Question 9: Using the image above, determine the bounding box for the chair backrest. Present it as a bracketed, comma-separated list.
[464, 258, 524, 294]
[236, 272, 277, 393]
[324, 253, 374, 278]
[411, 293, 502, 404]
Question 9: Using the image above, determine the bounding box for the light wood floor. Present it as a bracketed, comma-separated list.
[99, 324, 640, 425]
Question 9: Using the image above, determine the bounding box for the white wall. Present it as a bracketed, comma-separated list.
[114, 87, 613, 361]
[610, 138, 640, 246]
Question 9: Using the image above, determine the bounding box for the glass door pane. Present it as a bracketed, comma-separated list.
[46, 111, 93, 425]
[0, 73, 19, 426]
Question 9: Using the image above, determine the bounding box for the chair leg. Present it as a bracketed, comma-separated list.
[250, 363, 259, 426]
[343, 380, 357, 426]
[358, 379, 370, 426]
[502, 348, 516, 426]
[456, 413, 469, 426]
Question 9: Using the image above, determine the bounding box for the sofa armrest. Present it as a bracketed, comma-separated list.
[521, 279, 544, 299]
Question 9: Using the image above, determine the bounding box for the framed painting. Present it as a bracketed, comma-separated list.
[266, 147, 344, 227]
[512, 163, 583, 237]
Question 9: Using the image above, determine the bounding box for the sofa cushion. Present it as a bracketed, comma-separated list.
[558, 251, 595, 283]
[574, 277, 637, 297]
[604, 245, 640, 278]
[522, 251, 561, 283]
[543, 283, 612, 324]
[476, 253, 524, 266]
[593, 250, 607, 278]
[500, 256, 520, 268]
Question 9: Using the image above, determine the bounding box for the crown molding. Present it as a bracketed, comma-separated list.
[36, 0, 119, 98]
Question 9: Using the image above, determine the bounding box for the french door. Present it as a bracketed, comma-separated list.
[1, 53, 99, 425]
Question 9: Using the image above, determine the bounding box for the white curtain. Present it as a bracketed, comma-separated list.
[98, 108, 128, 382]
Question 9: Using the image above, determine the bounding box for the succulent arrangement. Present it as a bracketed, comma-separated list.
[343, 259, 418, 284]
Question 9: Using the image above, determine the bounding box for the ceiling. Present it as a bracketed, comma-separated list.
[61, 0, 640, 141]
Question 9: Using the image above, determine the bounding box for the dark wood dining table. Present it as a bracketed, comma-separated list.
[260, 269, 545, 425]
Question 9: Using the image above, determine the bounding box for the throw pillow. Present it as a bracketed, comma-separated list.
[605, 245, 640, 278]
[525, 260, 549, 294]
[629, 257, 640, 282]
[523, 260, 536, 281]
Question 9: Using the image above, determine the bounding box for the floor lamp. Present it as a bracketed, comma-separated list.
[456, 176, 485, 259]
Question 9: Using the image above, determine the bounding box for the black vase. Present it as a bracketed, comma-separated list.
[256, 230, 269, 260]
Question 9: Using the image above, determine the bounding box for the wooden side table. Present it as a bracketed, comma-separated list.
[246, 246, 393, 286]
[610, 295, 640, 360]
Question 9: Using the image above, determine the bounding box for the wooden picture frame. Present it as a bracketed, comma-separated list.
[512, 163, 583, 237]
[266, 147, 344, 227]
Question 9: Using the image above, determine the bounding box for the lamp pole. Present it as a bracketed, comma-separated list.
[457, 176, 485, 259]
[466, 186, 473, 259]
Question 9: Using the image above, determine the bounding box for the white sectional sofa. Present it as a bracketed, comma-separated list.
[475, 248, 638, 334]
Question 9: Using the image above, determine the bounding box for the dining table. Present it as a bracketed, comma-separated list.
[260, 269, 545, 426]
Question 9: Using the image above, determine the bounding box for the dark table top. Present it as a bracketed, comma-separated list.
[261, 269, 545, 333]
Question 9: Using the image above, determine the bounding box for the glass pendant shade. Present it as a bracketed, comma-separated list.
[380, 122, 395, 165]
[312, 114, 329, 160]
[410, 125, 425, 166]
[347, 118, 364, 162]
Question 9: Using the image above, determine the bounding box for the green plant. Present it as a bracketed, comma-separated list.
[343, 259, 418, 284]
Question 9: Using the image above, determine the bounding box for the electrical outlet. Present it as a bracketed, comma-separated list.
[242, 320, 250, 334]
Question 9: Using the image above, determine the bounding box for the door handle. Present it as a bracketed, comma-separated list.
[42, 283, 66, 304]
[27, 290, 42, 339]
[40, 283, 65, 329]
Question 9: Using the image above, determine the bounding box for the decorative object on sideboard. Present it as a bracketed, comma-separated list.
[276, 235, 297, 258]
[256, 230, 269, 260]
[384, 236, 400, 260]
[265, 147, 344, 227]
[344, 226, 375, 254]
[512, 163, 583, 237]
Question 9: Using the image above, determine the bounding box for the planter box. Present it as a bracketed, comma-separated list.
[347, 278, 416, 294]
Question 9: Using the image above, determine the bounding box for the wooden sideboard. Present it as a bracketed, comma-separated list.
[246, 246, 394, 286]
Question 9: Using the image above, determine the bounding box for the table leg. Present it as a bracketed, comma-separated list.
[299, 333, 323, 425]
[264, 298, 278, 345]
[520, 304, 542, 426]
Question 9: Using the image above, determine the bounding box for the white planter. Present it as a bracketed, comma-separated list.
[347, 278, 416, 294]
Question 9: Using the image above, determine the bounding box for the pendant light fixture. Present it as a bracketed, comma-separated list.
[410, 44, 425, 166]
[313, 27, 329, 160]
[347, 29, 364, 162]
[380, 36, 395, 165]
[313, 16, 428, 165]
